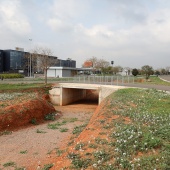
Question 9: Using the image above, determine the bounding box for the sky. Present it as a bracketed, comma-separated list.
[0, 0, 170, 69]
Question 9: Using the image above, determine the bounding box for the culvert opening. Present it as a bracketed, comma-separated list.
[70, 89, 99, 105]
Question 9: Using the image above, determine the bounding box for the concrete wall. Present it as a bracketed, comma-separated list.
[61, 88, 86, 105]
[49, 87, 60, 105]
[62, 70, 71, 77]
[47, 69, 62, 77]
[99, 87, 116, 104]
[49, 84, 121, 106]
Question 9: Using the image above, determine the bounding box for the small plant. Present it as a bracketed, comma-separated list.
[0, 130, 12, 136]
[30, 118, 38, 125]
[59, 128, 69, 132]
[15, 167, 26, 170]
[67, 152, 80, 159]
[3, 161, 16, 167]
[95, 137, 108, 145]
[67, 117, 78, 122]
[47, 123, 59, 130]
[44, 113, 56, 121]
[41, 163, 53, 170]
[99, 119, 105, 124]
[71, 158, 91, 169]
[88, 143, 98, 149]
[20, 150, 27, 154]
[47, 121, 66, 130]
[55, 148, 65, 156]
[67, 140, 74, 146]
[72, 124, 87, 135]
[36, 129, 47, 133]
[75, 143, 85, 150]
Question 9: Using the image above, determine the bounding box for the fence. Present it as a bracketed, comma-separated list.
[0, 75, 136, 85]
[54, 75, 135, 86]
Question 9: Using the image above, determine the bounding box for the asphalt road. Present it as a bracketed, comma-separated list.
[123, 83, 170, 92]
[159, 75, 170, 82]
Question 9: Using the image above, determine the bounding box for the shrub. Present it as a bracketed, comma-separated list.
[44, 113, 56, 121]
[0, 73, 24, 79]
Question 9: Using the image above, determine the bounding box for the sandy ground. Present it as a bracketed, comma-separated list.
[0, 102, 97, 170]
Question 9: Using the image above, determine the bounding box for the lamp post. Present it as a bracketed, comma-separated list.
[29, 39, 32, 77]
[111, 61, 114, 75]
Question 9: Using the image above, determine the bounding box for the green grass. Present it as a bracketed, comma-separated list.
[3, 161, 16, 167]
[65, 88, 170, 169]
[135, 76, 170, 86]
[36, 129, 47, 133]
[0, 130, 12, 136]
[59, 128, 69, 132]
[72, 124, 88, 136]
[19, 150, 27, 154]
[41, 163, 53, 170]
[47, 121, 66, 130]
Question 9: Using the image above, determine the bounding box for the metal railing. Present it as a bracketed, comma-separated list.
[0, 75, 135, 85]
[54, 75, 135, 86]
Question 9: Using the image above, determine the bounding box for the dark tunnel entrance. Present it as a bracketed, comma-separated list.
[71, 89, 99, 105]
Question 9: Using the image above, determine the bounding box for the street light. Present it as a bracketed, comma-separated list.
[111, 61, 114, 66]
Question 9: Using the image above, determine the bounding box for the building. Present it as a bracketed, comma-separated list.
[0, 49, 76, 77]
[2, 50, 28, 73]
[0, 50, 4, 72]
[47, 67, 78, 77]
[55, 59, 76, 68]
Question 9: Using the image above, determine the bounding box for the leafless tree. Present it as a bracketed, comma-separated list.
[32, 47, 58, 85]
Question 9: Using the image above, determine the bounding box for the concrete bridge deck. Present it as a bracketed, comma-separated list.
[49, 83, 127, 106]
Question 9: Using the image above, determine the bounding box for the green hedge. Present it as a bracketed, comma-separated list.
[0, 73, 24, 79]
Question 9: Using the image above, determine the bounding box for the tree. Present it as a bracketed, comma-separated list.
[154, 70, 160, 76]
[160, 68, 166, 75]
[32, 47, 58, 85]
[141, 65, 154, 80]
[132, 68, 139, 76]
[112, 66, 123, 75]
[82, 56, 98, 73]
[82, 57, 110, 74]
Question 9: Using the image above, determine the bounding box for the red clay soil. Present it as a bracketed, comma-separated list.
[28, 102, 109, 169]
[0, 90, 55, 132]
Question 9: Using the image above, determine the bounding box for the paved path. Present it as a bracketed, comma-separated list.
[159, 75, 170, 82]
[123, 83, 170, 92]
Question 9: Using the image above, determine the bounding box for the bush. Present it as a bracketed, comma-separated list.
[44, 113, 56, 121]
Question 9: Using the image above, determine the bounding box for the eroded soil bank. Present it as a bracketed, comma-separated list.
[0, 88, 55, 132]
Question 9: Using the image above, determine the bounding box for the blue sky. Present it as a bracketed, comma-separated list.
[0, 0, 170, 69]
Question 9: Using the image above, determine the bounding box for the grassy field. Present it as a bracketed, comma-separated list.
[135, 76, 170, 86]
[61, 88, 170, 170]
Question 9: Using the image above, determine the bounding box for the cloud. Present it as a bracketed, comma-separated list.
[46, 0, 89, 32]
[47, 18, 73, 32]
[0, 0, 31, 36]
